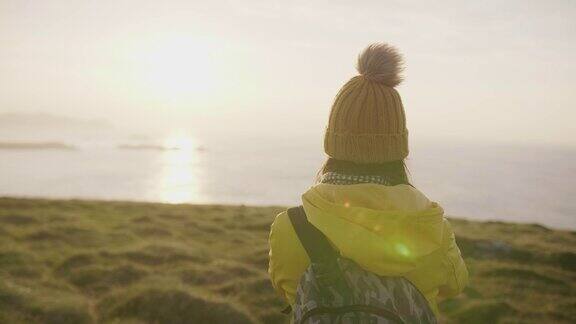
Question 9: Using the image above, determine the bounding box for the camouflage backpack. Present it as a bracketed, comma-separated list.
[286, 206, 437, 324]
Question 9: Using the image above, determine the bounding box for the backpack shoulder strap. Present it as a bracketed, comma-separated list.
[286, 206, 338, 264]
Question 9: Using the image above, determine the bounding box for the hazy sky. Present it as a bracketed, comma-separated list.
[1, 0, 575, 145]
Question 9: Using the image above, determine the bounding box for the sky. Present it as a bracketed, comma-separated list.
[1, 0, 575, 146]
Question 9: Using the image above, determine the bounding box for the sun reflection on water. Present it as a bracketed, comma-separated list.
[158, 133, 203, 203]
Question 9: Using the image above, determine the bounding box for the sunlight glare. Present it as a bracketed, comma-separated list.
[159, 131, 203, 203]
[128, 35, 217, 102]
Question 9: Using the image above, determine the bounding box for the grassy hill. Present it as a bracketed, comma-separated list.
[0, 197, 574, 323]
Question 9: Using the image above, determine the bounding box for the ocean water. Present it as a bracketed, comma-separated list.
[0, 136, 574, 230]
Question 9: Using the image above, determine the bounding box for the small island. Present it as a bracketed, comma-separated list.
[117, 144, 179, 151]
[0, 142, 76, 150]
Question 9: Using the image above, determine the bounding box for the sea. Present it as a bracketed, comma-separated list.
[0, 134, 574, 230]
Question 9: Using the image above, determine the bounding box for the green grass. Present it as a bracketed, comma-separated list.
[0, 197, 574, 323]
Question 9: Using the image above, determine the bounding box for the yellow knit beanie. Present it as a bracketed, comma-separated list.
[324, 43, 408, 163]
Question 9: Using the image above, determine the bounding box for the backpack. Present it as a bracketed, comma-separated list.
[286, 206, 437, 324]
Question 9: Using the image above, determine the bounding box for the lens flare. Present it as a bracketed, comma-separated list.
[395, 243, 411, 257]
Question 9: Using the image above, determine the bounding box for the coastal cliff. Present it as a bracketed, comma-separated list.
[0, 198, 574, 323]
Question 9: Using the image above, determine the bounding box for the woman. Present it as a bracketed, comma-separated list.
[268, 43, 469, 318]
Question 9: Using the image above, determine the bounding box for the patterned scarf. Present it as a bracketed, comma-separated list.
[320, 172, 406, 186]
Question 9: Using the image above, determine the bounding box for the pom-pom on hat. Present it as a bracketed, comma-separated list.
[324, 43, 409, 163]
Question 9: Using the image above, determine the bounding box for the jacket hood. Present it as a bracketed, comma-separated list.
[301, 183, 445, 275]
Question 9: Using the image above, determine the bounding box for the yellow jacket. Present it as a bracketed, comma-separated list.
[268, 183, 468, 315]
